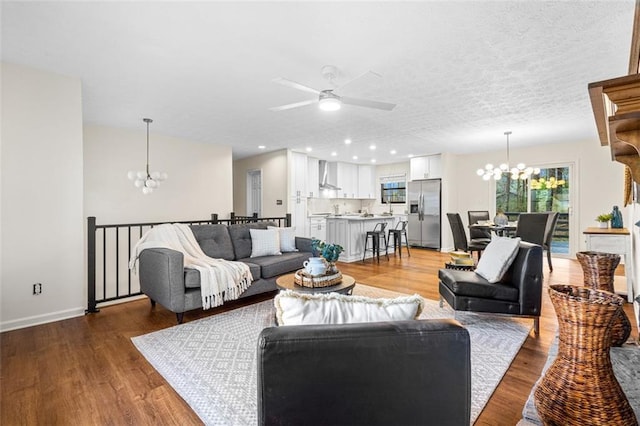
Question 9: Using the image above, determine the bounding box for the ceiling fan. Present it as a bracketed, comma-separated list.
[269, 65, 396, 112]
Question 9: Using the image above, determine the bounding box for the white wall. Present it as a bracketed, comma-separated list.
[1, 62, 85, 331]
[233, 149, 288, 218]
[84, 125, 233, 223]
[1, 63, 235, 331]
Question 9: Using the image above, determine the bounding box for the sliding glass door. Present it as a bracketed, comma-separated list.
[496, 164, 573, 256]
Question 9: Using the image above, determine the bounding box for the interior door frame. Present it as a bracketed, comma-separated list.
[246, 168, 262, 217]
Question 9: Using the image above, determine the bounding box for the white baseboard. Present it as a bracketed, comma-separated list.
[0, 307, 85, 332]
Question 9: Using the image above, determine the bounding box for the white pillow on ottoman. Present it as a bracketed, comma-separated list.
[274, 290, 424, 326]
[475, 236, 521, 283]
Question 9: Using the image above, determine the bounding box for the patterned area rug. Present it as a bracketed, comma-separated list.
[132, 285, 532, 425]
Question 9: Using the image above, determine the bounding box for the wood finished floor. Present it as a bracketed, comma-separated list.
[1, 248, 637, 425]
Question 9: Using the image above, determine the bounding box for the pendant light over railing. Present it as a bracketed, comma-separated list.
[127, 118, 167, 194]
[477, 131, 540, 181]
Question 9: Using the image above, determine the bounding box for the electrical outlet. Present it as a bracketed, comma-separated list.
[33, 283, 42, 295]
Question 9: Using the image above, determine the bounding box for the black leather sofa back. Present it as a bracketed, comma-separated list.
[257, 319, 471, 426]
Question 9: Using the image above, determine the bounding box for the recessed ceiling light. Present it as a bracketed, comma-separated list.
[369, 145, 376, 150]
[352, 155, 358, 160]
[344, 139, 352, 145]
[371, 159, 377, 163]
[408, 154, 414, 158]
[306, 147, 312, 152]
[258, 145, 266, 149]
[390, 149, 397, 155]
[331, 151, 337, 156]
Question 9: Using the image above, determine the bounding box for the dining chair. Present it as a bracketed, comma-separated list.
[447, 213, 488, 260]
[543, 212, 560, 272]
[467, 210, 492, 243]
[514, 213, 549, 247]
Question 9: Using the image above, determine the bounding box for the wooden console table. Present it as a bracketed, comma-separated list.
[583, 227, 634, 302]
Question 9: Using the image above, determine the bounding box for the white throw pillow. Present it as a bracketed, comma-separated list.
[267, 226, 298, 252]
[475, 237, 521, 283]
[274, 290, 424, 326]
[249, 228, 282, 257]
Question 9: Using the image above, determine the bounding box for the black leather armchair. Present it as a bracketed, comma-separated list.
[257, 319, 471, 426]
[438, 241, 543, 334]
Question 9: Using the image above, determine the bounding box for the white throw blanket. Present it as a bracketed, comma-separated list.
[129, 223, 253, 309]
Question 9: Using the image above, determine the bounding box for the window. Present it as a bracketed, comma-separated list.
[381, 181, 406, 204]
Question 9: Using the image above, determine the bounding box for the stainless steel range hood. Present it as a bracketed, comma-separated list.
[319, 160, 341, 191]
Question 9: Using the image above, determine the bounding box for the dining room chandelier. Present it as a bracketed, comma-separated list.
[477, 131, 540, 181]
[127, 118, 167, 194]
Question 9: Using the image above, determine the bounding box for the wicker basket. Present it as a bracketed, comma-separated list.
[576, 251, 631, 346]
[534, 285, 636, 426]
[293, 269, 343, 288]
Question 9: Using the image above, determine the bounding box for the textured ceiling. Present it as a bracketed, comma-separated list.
[1, 1, 635, 164]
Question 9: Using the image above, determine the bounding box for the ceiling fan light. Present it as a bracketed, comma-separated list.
[319, 97, 341, 111]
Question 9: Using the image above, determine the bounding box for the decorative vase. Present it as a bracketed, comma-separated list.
[534, 285, 636, 426]
[576, 251, 631, 346]
[326, 261, 339, 274]
[494, 212, 508, 226]
[303, 257, 327, 276]
[611, 205, 624, 229]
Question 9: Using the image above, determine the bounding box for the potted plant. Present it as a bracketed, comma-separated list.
[596, 213, 613, 229]
[311, 239, 344, 274]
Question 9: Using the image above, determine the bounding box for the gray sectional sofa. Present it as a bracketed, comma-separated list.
[138, 222, 313, 323]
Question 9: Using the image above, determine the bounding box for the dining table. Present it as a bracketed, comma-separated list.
[470, 222, 517, 237]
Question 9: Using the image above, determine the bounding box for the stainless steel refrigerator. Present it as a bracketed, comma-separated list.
[408, 179, 441, 249]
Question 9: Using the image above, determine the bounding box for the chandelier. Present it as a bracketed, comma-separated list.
[127, 118, 167, 194]
[477, 131, 540, 181]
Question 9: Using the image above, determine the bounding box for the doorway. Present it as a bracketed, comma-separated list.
[247, 169, 262, 217]
[495, 163, 574, 257]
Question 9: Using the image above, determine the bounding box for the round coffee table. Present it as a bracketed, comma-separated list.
[276, 273, 356, 295]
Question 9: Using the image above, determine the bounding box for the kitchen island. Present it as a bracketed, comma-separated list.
[325, 215, 399, 262]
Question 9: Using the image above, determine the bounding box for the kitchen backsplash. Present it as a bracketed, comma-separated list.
[308, 198, 407, 215]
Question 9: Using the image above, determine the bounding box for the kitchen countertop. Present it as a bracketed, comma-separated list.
[325, 214, 397, 220]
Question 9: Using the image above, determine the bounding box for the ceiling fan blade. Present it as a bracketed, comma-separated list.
[269, 99, 317, 112]
[272, 77, 321, 95]
[335, 70, 382, 92]
[340, 96, 396, 111]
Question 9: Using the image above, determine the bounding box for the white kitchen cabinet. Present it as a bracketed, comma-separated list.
[325, 216, 396, 262]
[307, 157, 319, 198]
[337, 162, 358, 198]
[289, 152, 308, 198]
[308, 217, 326, 241]
[290, 196, 309, 237]
[357, 165, 376, 199]
[410, 154, 442, 180]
